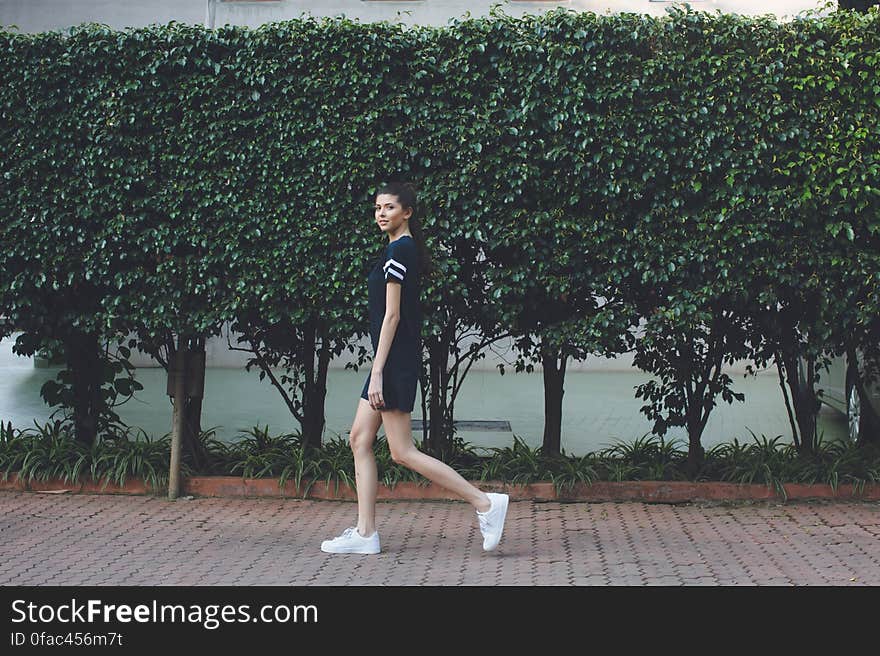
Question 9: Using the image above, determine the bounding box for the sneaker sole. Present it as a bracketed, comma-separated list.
[483, 494, 509, 552]
[320, 544, 381, 555]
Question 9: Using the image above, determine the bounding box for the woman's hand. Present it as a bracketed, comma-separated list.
[368, 371, 385, 410]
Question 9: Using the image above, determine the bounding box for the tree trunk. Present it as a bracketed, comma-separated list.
[776, 354, 801, 449]
[313, 329, 331, 448]
[168, 336, 187, 500]
[183, 395, 208, 469]
[299, 318, 327, 450]
[685, 398, 705, 477]
[419, 363, 429, 449]
[676, 333, 705, 476]
[426, 336, 451, 459]
[427, 337, 442, 457]
[541, 348, 566, 456]
[782, 349, 819, 454]
[301, 323, 330, 450]
[776, 328, 820, 454]
[64, 330, 102, 446]
[182, 336, 209, 471]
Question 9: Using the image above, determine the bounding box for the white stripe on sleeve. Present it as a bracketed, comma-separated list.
[384, 258, 407, 281]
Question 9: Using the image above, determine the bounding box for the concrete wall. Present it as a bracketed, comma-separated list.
[107, 320, 774, 375]
[0, 0, 832, 33]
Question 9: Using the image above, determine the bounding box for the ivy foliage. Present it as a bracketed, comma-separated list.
[0, 6, 878, 456]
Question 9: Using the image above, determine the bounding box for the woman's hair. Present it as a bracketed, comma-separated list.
[376, 181, 434, 276]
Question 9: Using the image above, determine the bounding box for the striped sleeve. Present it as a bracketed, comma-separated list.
[383, 240, 412, 285]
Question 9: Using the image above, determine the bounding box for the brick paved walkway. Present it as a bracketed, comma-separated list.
[1, 492, 878, 586]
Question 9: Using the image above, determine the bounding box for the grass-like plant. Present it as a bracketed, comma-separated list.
[596, 434, 688, 482]
[91, 425, 173, 492]
[469, 436, 599, 494]
[2, 418, 879, 501]
[545, 454, 599, 495]
[225, 424, 320, 495]
[475, 436, 546, 486]
[703, 431, 790, 497]
[0, 419, 90, 484]
[307, 434, 356, 496]
[0, 420, 32, 479]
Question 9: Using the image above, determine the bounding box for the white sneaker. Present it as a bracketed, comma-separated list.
[320, 527, 381, 554]
[477, 493, 509, 551]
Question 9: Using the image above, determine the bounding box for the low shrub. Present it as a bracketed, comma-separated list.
[1, 420, 878, 499]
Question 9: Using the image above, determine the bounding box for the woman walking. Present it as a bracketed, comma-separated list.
[321, 182, 509, 555]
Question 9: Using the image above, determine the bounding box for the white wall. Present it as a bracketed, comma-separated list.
[112, 320, 774, 374]
[0, 0, 834, 34]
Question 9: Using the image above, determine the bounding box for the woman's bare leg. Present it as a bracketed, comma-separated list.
[350, 398, 383, 536]
[380, 408, 491, 512]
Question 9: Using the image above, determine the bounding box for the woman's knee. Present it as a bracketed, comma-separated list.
[348, 426, 375, 455]
[382, 410, 417, 466]
[389, 445, 418, 467]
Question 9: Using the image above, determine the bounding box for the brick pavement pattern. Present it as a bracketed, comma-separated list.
[0, 492, 878, 586]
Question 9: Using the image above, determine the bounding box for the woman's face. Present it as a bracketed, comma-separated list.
[375, 194, 412, 235]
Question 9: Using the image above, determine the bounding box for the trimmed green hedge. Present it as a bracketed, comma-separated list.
[1, 6, 878, 457]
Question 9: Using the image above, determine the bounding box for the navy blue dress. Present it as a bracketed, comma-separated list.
[360, 235, 422, 412]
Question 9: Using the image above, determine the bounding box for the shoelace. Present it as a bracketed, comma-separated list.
[336, 527, 357, 540]
[478, 512, 490, 534]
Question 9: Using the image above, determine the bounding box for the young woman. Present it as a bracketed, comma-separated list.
[321, 182, 509, 555]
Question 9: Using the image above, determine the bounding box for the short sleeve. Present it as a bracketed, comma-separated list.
[383, 239, 413, 285]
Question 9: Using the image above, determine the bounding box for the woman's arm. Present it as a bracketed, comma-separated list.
[371, 282, 402, 376]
